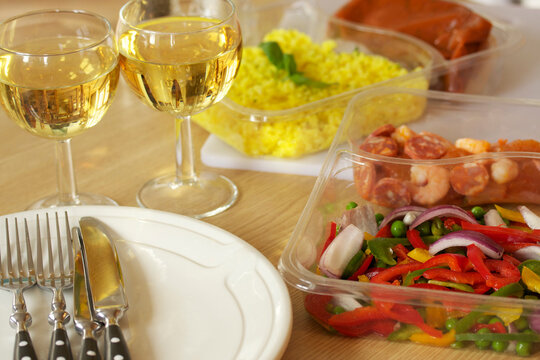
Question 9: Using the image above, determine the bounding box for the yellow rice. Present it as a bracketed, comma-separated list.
[194, 29, 427, 158]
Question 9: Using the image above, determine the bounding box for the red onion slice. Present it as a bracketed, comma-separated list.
[518, 205, 540, 230]
[429, 230, 503, 258]
[484, 209, 506, 227]
[379, 205, 427, 229]
[410, 205, 477, 229]
[530, 309, 540, 334]
[319, 224, 364, 278]
[513, 245, 540, 261]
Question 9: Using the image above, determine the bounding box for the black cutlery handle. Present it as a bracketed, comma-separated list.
[79, 337, 101, 360]
[104, 324, 131, 360]
[14, 330, 38, 360]
[49, 328, 73, 360]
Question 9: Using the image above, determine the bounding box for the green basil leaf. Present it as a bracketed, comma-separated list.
[259, 41, 284, 69]
[282, 53, 296, 75]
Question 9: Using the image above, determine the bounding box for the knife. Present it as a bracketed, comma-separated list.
[78, 217, 131, 360]
[72, 227, 102, 360]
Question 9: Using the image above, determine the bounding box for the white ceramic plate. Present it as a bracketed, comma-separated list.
[0, 206, 292, 359]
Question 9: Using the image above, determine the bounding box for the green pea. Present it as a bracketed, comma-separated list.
[475, 328, 491, 350]
[489, 317, 503, 324]
[332, 306, 346, 315]
[477, 315, 493, 324]
[513, 317, 529, 332]
[375, 213, 384, 226]
[515, 341, 532, 357]
[492, 340, 509, 353]
[431, 218, 445, 236]
[346, 201, 358, 210]
[445, 317, 458, 331]
[391, 220, 407, 238]
[471, 206, 486, 219]
[416, 221, 431, 236]
[450, 341, 465, 349]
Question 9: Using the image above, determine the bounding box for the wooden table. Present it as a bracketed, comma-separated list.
[0, 1, 530, 359]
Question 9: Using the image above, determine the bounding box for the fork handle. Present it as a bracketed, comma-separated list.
[14, 330, 38, 360]
[79, 337, 101, 360]
[49, 328, 73, 360]
[104, 324, 131, 360]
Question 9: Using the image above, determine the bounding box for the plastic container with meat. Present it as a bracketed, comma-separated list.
[278, 87, 540, 356]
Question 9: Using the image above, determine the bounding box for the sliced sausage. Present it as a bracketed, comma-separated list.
[404, 132, 450, 159]
[359, 136, 399, 157]
[369, 124, 396, 138]
[353, 161, 376, 199]
[372, 177, 411, 208]
[450, 162, 490, 196]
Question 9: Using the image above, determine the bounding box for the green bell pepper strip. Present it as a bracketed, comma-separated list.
[455, 309, 489, 333]
[490, 282, 525, 298]
[341, 249, 365, 279]
[387, 324, 423, 341]
[519, 260, 540, 275]
[403, 265, 447, 286]
[455, 332, 540, 343]
[427, 280, 475, 292]
[368, 236, 442, 266]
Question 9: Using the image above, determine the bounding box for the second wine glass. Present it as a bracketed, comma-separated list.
[117, 0, 242, 218]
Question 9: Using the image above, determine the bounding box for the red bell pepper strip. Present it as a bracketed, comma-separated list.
[503, 254, 522, 267]
[501, 242, 540, 253]
[376, 224, 393, 238]
[408, 283, 453, 291]
[467, 244, 520, 290]
[472, 283, 491, 294]
[304, 294, 334, 331]
[375, 301, 443, 338]
[370, 261, 424, 284]
[466, 244, 492, 278]
[407, 229, 428, 250]
[347, 254, 374, 280]
[484, 259, 521, 289]
[422, 253, 470, 272]
[328, 305, 390, 328]
[333, 319, 397, 337]
[392, 243, 409, 262]
[461, 221, 540, 243]
[422, 268, 485, 286]
[321, 221, 338, 255]
[471, 322, 507, 334]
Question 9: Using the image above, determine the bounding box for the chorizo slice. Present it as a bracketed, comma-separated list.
[372, 177, 411, 208]
[450, 162, 489, 196]
[404, 132, 450, 159]
[369, 124, 396, 138]
[359, 136, 399, 157]
[353, 161, 376, 199]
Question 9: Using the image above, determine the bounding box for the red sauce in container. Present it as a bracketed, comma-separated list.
[334, 0, 492, 92]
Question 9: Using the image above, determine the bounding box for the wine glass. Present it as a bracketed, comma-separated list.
[117, 0, 242, 218]
[0, 9, 120, 209]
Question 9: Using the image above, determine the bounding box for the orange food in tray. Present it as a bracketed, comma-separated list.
[353, 124, 540, 208]
[334, 0, 492, 92]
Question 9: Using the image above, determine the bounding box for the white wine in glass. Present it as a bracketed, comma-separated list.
[117, 0, 242, 218]
[0, 10, 120, 209]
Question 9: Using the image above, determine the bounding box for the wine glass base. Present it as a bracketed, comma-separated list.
[26, 192, 118, 210]
[136, 172, 238, 219]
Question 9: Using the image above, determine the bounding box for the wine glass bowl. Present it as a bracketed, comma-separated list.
[0, 9, 120, 208]
[117, 0, 242, 218]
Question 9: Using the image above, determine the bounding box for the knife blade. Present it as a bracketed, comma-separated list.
[73, 227, 102, 360]
[78, 217, 131, 360]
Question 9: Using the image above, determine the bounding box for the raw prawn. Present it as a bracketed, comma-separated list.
[410, 165, 450, 205]
[491, 158, 519, 184]
[455, 138, 490, 154]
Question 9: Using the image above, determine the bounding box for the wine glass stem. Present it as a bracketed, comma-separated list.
[175, 116, 197, 182]
[55, 139, 80, 205]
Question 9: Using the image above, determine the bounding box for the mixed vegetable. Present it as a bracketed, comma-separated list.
[308, 202, 540, 356]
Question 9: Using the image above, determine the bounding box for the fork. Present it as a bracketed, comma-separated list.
[36, 212, 74, 360]
[0, 217, 38, 360]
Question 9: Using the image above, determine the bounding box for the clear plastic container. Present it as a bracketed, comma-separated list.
[279, 87, 540, 356]
[193, 0, 441, 158]
[194, 0, 522, 158]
